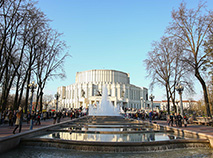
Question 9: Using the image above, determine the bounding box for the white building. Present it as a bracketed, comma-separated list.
[57, 69, 149, 110]
[154, 100, 198, 111]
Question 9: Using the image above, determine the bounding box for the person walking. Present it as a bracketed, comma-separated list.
[177, 113, 183, 127]
[13, 107, 23, 134]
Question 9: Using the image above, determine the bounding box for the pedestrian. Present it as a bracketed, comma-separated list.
[35, 111, 41, 125]
[53, 112, 57, 124]
[169, 113, 174, 126]
[70, 112, 73, 120]
[174, 113, 178, 127]
[57, 111, 61, 123]
[149, 111, 152, 123]
[12, 110, 16, 126]
[1, 110, 5, 124]
[183, 115, 188, 127]
[13, 107, 23, 134]
[30, 111, 35, 130]
[177, 113, 183, 127]
[0, 111, 2, 124]
[8, 110, 13, 126]
[167, 114, 170, 126]
[43, 112, 47, 121]
[27, 111, 31, 124]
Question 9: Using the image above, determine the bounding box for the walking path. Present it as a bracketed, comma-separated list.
[0, 117, 71, 139]
[152, 120, 213, 136]
[0, 118, 213, 139]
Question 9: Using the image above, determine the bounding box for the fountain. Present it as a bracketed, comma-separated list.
[88, 85, 120, 116]
[1, 85, 212, 157]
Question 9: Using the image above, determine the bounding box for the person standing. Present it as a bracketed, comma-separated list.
[169, 113, 174, 126]
[53, 112, 57, 124]
[35, 111, 41, 125]
[13, 107, 23, 134]
[174, 113, 178, 127]
[57, 111, 61, 123]
[70, 112, 73, 120]
[30, 111, 35, 130]
[27, 111, 31, 124]
[43, 112, 47, 121]
[0, 111, 2, 124]
[183, 115, 188, 127]
[8, 110, 13, 126]
[149, 111, 152, 123]
[177, 113, 183, 127]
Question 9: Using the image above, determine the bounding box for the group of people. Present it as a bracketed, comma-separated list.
[123, 108, 189, 128]
[123, 108, 164, 121]
[0, 106, 88, 134]
[0, 109, 17, 126]
[167, 113, 188, 127]
[0, 107, 24, 134]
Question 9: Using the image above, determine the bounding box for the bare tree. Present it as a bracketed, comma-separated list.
[34, 29, 69, 111]
[0, 0, 27, 110]
[166, 2, 213, 117]
[144, 37, 194, 114]
[0, 0, 70, 112]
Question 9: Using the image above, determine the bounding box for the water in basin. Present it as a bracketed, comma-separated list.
[38, 132, 186, 142]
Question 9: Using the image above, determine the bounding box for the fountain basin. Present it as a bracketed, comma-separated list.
[21, 138, 210, 152]
[18, 116, 211, 152]
[0, 116, 212, 154]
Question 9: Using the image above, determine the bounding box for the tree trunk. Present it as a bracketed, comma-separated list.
[35, 87, 40, 111]
[166, 84, 170, 114]
[1, 60, 9, 111]
[24, 70, 31, 114]
[39, 90, 43, 112]
[14, 76, 21, 110]
[195, 69, 212, 117]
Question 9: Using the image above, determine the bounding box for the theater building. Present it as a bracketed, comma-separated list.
[57, 69, 149, 110]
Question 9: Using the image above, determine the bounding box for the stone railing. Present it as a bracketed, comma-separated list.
[193, 117, 213, 126]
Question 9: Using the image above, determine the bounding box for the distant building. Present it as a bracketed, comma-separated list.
[57, 69, 149, 110]
[154, 100, 198, 111]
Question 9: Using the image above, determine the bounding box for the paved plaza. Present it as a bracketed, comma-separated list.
[153, 120, 213, 136]
[0, 117, 213, 139]
[0, 117, 71, 139]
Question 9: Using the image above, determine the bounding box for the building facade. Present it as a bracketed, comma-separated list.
[57, 69, 149, 110]
[154, 100, 198, 112]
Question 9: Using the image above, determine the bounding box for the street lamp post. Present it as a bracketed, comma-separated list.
[175, 99, 179, 114]
[175, 83, 184, 117]
[143, 99, 146, 110]
[149, 94, 155, 113]
[28, 81, 37, 130]
[28, 81, 37, 113]
[140, 97, 143, 110]
[55, 92, 60, 112]
[63, 96, 66, 109]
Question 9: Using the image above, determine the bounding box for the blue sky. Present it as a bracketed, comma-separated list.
[37, 0, 213, 101]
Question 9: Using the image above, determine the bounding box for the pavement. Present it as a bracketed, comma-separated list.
[152, 120, 213, 136]
[0, 118, 213, 139]
[0, 117, 71, 139]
